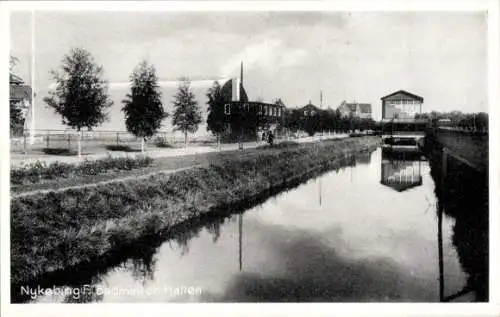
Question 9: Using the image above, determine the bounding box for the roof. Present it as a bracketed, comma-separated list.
[380, 179, 423, 192]
[358, 104, 372, 113]
[221, 79, 248, 103]
[10, 73, 26, 85]
[381, 90, 424, 102]
[301, 103, 320, 111]
[339, 101, 372, 113]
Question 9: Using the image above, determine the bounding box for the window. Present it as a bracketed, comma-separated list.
[259, 105, 263, 114]
[224, 104, 231, 115]
[304, 110, 308, 116]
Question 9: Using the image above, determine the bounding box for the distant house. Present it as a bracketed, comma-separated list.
[9, 74, 32, 135]
[381, 90, 423, 120]
[337, 101, 372, 119]
[299, 101, 321, 117]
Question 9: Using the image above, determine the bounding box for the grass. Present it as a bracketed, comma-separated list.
[11, 155, 154, 186]
[10, 136, 380, 286]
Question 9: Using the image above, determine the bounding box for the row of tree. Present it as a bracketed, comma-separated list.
[11, 47, 488, 155]
[16, 48, 203, 155]
[416, 111, 488, 132]
[283, 108, 377, 136]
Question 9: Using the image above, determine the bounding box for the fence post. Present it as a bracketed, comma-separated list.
[46, 131, 50, 149]
[116, 132, 119, 146]
[23, 133, 27, 155]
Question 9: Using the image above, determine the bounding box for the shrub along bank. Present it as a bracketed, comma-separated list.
[11, 155, 153, 186]
[11, 136, 380, 286]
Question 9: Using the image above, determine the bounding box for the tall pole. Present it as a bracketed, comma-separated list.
[30, 10, 35, 145]
[238, 213, 243, 271]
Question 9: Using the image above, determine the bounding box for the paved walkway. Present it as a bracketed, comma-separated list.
[10, 133, 349, 168]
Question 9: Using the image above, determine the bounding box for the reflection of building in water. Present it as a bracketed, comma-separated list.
[380, 158, 422, 192]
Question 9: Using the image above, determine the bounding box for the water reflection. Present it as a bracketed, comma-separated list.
[15, 146, 486, 303]
[427, 144, 488, 302]
[380, 152, 423, 192]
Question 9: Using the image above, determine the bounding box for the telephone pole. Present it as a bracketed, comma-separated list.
[30, 10, 36, 145]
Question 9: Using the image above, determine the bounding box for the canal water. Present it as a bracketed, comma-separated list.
[26, 148, 479, 303]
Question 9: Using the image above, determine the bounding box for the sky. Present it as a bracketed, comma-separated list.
[10, 10, 487, 132]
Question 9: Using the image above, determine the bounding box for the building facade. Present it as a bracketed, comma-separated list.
[299, 102, 321, 117]
[381, 90, 423, 120]
[9, 74, 32, 136]
[220, 63, 286, 141]
[337, 101, 372, 119]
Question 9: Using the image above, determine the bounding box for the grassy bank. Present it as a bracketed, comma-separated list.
[11, 136, 380, 286]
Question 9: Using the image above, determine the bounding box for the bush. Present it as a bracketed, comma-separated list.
[257, 140, 299, 150]
[105, 144, 139, 152]
[155, 138, 174, 148]
[42, 148, 77, 155]
[11, 155, 154, 185]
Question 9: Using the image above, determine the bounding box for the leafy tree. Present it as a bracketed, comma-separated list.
[284, 108, 302, 132]
[122, 61, 167, 152]
[44, 47, 113, 156]
[172, 78, 202, 147]
[206, 81, 225, 146]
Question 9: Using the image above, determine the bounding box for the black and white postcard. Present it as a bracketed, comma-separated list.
[1, 1, 498, 317]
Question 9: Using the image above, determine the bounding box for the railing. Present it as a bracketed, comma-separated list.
[10, 129, 217, 155]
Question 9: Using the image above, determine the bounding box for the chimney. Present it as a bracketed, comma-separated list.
[232, 78, 240, 102]
[240, 61, 243, 85]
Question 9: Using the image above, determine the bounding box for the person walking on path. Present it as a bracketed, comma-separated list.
[268, 130, 274, 146]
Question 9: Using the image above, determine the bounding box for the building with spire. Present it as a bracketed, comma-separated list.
[220, 62, 286, 141]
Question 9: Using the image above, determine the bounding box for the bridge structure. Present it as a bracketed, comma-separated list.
[380, 90, 428, 153]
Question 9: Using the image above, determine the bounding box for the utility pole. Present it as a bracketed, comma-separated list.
[30, 10, 36, 145]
